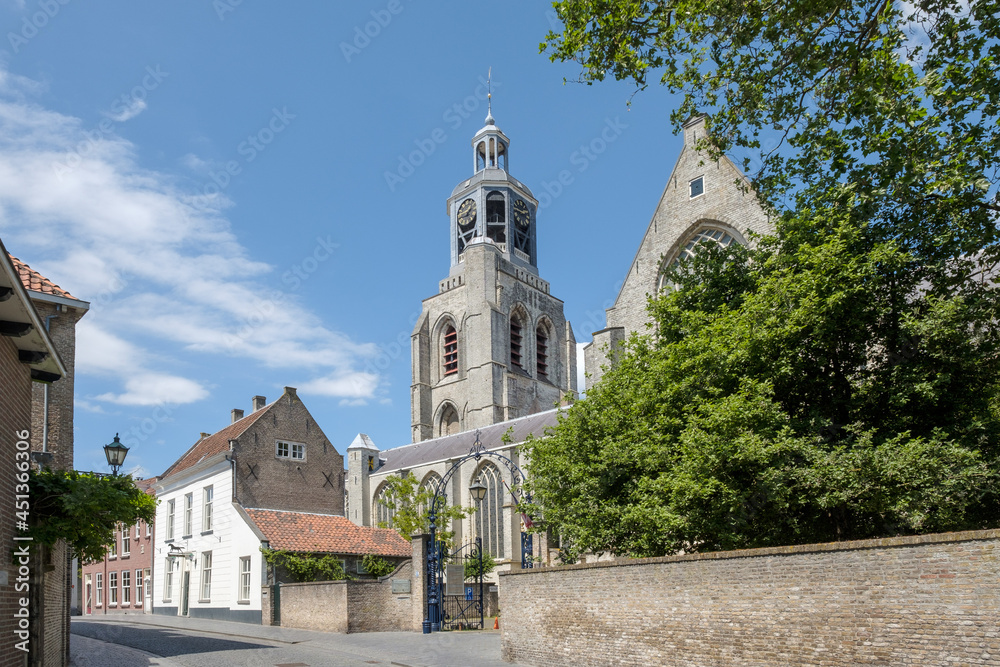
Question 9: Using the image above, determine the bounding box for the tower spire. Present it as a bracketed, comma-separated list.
[485, 66, 494, 125]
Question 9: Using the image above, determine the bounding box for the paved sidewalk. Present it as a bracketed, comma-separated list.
[71, 614, 518, 667]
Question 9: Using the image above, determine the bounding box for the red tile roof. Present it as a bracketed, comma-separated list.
[244, 509, 411, 558]
[9, 254, 80, 300]
[160, 405, 273, 479]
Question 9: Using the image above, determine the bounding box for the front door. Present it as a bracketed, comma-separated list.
[144, 569, 152, 614]
[180, 570, 190, 617]
[85, 575, 91, 615]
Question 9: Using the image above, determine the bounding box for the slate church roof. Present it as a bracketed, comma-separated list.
[376, 408, 562, 475]
[244, 509, 410, 557]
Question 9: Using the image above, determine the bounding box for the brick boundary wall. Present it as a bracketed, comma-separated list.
[499, 529, 1000, 666]
[277, 560, 414, 633]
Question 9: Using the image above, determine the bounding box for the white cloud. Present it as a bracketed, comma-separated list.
[95, 373, 209, 406]
[0, 67, 380, 408]
[104, 97, 146, 122]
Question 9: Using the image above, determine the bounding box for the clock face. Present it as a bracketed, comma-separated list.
[457, 198, 477, 229]
[513, 199, 530, 229]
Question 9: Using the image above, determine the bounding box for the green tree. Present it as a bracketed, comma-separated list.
[376, 472, 471, 548]
[28, 470, 157, 563]
[260, 549, 348, 583]
[528, 0, 1000, 556]
[463, 550, 497, 581]
[361, 553, 396, 578]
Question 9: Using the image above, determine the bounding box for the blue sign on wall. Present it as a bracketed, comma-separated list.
[465, 586, 473, 601]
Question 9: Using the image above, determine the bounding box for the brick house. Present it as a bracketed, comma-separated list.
[3, 245, 89, 667]
[152, 387, 348, 623]
[80, 478, 157, 617]
[0, 241, 69, 667]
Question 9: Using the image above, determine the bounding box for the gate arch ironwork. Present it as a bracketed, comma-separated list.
[424, 430, 534, 633]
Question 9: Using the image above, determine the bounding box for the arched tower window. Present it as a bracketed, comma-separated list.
[374, 484, 396, 528]
[438, 404, 460, 437]
[442, 325, 458, 376]
[536, 323, 549, 379]
[509, 313, 524, 370]
[658, 226, 742, 290]
[486, 191, 506, 244]
[476, 141, 487, 171]
[473, 463, 505, 559]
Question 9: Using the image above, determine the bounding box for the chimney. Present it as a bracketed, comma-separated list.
[252, 395, 266, 412]
[199, 432, 210, 439]
[231, 409, 244, 424]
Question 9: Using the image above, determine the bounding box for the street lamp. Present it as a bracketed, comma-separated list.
[469, 477, 487, 503]
[103, 433, 129, 476]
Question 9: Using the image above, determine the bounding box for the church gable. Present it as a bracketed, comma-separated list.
[584, 116, 772, 388]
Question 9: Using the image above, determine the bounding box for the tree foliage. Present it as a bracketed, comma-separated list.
[376, 471, 472, 549]
[361, 553, 397, 578]
[463, 550, 497, 581]
[529, 0, 1000, 556]
[28, 470, 157, 563]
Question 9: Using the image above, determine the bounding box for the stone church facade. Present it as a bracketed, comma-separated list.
[348, 112, 771, 572]
[584, 115, 772, 388]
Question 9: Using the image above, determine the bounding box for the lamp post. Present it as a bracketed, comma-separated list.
[103, 433, 129, 476]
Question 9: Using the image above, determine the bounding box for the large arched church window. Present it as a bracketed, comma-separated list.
[486, 191, 506, 244]
[658, 226, 742, 290]
[438, 404, 460, 437]
[442, 325, 458, 377]
[418, 472, 442, 517]
[374, 483, 396, 528]
[473, 463, 505, 559]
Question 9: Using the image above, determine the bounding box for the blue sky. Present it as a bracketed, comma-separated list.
[0, 1, 690, 479]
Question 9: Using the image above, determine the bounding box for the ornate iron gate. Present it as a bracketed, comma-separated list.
[434, 537, 484, 630]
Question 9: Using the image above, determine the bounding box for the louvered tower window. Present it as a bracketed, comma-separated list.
[536, 326, 548, 378]
[443, 325, 458, 376]
[510, 317, 523, 369]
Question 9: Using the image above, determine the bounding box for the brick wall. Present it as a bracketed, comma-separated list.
[276, 560, 415, 633]
[0, 336, 32, 667]
[500, 529, 1000, 666]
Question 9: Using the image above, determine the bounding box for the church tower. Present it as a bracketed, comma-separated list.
[410, 106, 577, 442]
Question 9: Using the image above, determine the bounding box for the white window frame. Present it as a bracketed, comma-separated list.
[275, 440, 305, 461]
[95, 573, 103, 607]
[109, 532, 117, 558]
[146, 520, 152, 538]
[238, 556, 252, 603]
[183, 493, 193, 536]
[200, 551, 213, 602]
[109, 571, 118, 606]
[122, 528, 130, 556]
[163, 559, 173, 602]
[122, 570, 131, 604]
[203, 486, 214, 532]
[135, 568, 143, 607]
[166, 499, 175, 540]
[689, 175, 705, 199]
